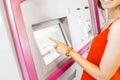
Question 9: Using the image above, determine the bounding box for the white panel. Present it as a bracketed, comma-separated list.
[67, 0, 93, 51]
[21, 0, 83, 24]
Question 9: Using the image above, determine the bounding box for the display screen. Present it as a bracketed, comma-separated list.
[33, 24, 67, 65]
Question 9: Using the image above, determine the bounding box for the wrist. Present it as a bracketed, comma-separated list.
[69, 48, 75, 56]
[66, 47, 73, 56]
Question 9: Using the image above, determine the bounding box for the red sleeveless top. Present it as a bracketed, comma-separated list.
[81, 19, 120, 80]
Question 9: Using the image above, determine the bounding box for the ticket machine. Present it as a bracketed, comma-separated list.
[3, 0, 100, 80]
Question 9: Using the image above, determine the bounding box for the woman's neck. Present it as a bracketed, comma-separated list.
[107, 7, 120, 21]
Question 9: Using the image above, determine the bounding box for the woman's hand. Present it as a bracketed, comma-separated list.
[49, 37, 69, 55]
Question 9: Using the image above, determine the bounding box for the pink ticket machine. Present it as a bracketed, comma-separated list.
[3, 0, 99, 80]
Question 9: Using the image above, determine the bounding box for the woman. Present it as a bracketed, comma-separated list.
[50, 0, 120, 79]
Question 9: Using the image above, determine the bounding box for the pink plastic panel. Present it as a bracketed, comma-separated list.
[3, 0, 38, 80]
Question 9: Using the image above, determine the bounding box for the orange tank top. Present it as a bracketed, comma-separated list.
[81, 18, 120, 80]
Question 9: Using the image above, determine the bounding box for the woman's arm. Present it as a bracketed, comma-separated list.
[49, 21, 120, 79]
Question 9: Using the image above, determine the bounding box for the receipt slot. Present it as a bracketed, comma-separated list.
[4, 0, 98, 80]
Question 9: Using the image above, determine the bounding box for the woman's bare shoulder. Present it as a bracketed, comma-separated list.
[110, 18, 120, 32]
[108, 18, 120, 40]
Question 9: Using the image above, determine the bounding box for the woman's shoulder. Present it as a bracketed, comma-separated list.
[108, 18, 120, 39]
[110, 18, 120, 31]
[112, 17, 120, 26]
